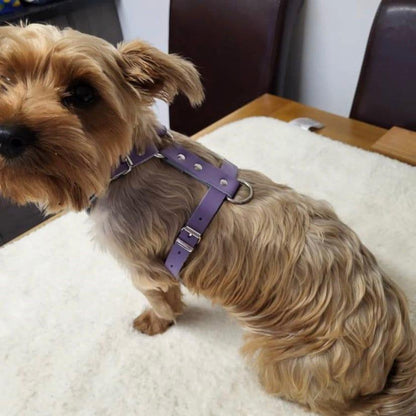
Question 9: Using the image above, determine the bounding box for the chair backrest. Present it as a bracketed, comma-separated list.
[169, 0, 304, 135]
[350, 0, 416, 131]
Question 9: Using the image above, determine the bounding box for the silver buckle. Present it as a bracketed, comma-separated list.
[122, 155, 134, 175]
[176, 238, 194, 253]
[182, 226, 201, 243]
[175, 226, 201, 253]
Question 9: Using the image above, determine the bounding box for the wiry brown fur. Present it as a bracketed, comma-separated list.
[0, 24, 414, 415]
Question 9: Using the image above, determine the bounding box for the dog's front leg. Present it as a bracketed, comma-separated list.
[131, 275, 184, 336]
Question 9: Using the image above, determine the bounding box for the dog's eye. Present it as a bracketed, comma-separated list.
[0, 75, 11, 92]
[62, 82, 97, 108]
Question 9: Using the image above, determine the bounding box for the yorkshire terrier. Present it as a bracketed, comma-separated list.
[0, 24, 415, 416]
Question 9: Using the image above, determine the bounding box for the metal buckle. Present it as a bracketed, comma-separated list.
[122, 155, 134, 175]
[182, 226, 201, 243]
[175, 226, 201, 253]
[227, 179, 254, 205]
[176, 238, 194, 253]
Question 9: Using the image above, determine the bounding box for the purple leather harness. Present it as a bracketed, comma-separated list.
[110, 127, 253, 279]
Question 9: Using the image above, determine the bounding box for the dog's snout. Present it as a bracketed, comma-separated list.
[0, 125, 37, 159]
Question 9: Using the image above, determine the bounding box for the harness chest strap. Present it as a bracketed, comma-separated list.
[110, 132, 253, 279]
[165, 160, 238, 277]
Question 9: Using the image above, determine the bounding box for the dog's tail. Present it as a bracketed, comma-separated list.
[349, 327, 416, 415]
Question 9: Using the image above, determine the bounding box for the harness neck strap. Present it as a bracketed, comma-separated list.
[111, 125, 169, 181]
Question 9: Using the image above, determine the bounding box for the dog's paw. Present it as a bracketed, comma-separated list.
[133, 309, 174, 336]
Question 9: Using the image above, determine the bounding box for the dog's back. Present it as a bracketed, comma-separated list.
[181, 169, 416, 415]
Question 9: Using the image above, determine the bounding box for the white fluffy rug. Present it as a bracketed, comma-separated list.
[1, 117, 415, 416]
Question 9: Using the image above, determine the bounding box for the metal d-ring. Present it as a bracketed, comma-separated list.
[227, 179, 253, 204]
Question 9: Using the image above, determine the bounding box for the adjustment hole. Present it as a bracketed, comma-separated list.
[170, 265, 174, 268]
[177, 251, 181, 255]
[199, 217, 203, 221]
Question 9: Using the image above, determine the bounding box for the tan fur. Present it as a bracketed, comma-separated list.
[0, 24, 415, 415]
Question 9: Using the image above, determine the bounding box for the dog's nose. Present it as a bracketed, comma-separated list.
[0, 125, 37, 159]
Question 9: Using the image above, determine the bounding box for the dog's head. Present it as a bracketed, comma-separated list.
[0, 24, 203, 213]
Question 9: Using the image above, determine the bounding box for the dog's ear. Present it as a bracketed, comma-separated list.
[117, 40, 204, 107]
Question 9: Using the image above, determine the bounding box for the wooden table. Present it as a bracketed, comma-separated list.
[193, 93, 397, 156]
[194, 94, 416, 166]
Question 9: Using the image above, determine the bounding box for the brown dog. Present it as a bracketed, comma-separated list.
[0, 24, 415, 416]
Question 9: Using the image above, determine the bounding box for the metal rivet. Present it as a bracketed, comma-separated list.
[177, 153, 186, 161]
[220, 179, 228, 187]
[194, 163, 203, 171]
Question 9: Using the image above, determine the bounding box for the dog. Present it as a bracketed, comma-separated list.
[0, 24, 415, 416]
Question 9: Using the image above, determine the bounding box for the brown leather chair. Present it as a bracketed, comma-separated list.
[169, 0, 304, 135]
[350, 0, 416, 131]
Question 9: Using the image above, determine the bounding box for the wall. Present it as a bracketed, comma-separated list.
[285, 0, 381, 116]
[116, 0, 382, 121]
[115, 0, 170, 126]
